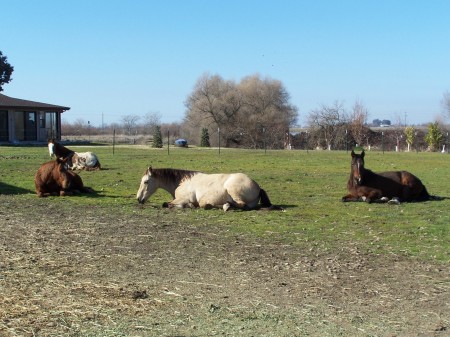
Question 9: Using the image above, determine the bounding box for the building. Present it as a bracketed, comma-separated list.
[0, 93, 69, 143]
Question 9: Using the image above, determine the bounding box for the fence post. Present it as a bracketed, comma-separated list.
[113, 129, 115, 155]
[218, 127, 221, 155]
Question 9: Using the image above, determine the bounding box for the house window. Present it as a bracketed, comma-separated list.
[0, 110, 8, 141]
[45, 112, 58, 139]
[14, 111, 37, 141]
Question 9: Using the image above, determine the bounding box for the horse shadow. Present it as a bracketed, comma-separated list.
[0, 181, 33, 195]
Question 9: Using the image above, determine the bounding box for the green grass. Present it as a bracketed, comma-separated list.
[1, 145, 449, 262]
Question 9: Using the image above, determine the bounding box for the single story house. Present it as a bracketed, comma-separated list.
[0, 93, 69, 143]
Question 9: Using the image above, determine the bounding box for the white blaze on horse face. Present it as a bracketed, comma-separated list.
[356, 161, 362, 183]
[137, 172, 157, 204]
[48, 143, 55, 157]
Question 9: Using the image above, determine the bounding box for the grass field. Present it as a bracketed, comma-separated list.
[1, 145, 449, 336]
[1, 145, 449, 261]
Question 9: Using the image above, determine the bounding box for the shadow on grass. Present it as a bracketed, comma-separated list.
[0, 181, 33, 195]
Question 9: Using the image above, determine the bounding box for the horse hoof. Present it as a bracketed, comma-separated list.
[388, 198, 400, 205]
[162, 202, 169, 208]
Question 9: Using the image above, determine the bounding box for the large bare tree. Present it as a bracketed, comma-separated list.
[184, 73, 298, 148]
[184, 73, 241, 147]
[238, 74, 298, 148]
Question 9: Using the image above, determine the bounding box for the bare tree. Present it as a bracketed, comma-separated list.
[307, 101, 347, 150]
[121, 114, 140, 142]
[184, 73, 241, 146]
[184, 73, 298, 148]
[143, 111, 161, 135]
[349, 100, 370, 146]
[238, 74, 298, 148]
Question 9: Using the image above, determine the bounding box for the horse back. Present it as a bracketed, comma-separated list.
[377, 170, 428, 201]
[72, 152, 101, 170]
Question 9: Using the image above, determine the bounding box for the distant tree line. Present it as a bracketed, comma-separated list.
[291, 100, 449, 152]
[62, 112, 183, 145]
[61, 72, 449, 152]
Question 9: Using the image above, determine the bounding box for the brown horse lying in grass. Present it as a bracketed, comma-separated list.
[342, 150, 432, 204]
[35, 158, 94, 197]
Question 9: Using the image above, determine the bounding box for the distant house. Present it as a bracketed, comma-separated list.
[0, 93, 70, 143]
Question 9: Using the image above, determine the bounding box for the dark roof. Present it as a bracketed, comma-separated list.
[0, 93, 70, 111]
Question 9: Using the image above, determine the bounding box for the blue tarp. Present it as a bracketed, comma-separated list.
[174, 139, 188, 147]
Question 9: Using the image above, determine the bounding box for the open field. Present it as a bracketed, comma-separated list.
[1, 145, 449, 336]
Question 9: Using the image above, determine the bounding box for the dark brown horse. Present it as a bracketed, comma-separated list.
[35, 157, 93, 197]
[342, 150, 430, 203]
[48, 139, 101, 171]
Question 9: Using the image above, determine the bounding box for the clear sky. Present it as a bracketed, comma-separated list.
[2, 0, 450, 127]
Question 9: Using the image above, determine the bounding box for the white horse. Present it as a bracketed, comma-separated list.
[136, 167, 281, 211]
[48, 139, 101, 171]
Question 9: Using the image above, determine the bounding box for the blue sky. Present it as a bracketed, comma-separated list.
[2, 0, 450, 127]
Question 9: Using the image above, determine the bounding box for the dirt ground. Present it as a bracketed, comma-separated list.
[0, 195, 449, 337]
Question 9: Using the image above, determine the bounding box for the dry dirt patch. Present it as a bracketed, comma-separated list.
[0, 196, 449, 336]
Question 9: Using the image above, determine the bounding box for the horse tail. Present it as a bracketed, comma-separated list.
[428, 194, 448, 201]
[259, 188, 272, 208]
[419, 186, 431, 201]
[94, 158, 101, 169]
[82, 186, 95, 194]
[259, 189, 283, 210]
[420, 186, 448, 201]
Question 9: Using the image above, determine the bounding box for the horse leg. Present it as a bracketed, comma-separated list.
[342, 193, 361, 202]
[59, 190, 74, 196]
[165, 197, 197, 209]
[357, 187, 383, 203]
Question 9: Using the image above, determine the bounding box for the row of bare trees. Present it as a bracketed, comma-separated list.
[300, 100, 449, 152]
[62, 74, 449, 151]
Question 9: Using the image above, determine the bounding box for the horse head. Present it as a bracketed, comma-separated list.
[350, 150, 365, 185]
[48, 139, 56, 157]
[55, 157, 73, 190]
[137, 166, 158, 204]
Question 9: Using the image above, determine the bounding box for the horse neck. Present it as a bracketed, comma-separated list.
[153, 168, 196, 197]
[355, 166, 374, 185]
[55, 143, 74, 158]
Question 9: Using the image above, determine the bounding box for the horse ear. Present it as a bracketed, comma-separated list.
[361, 150, 365, 158]
[148, 166, 153, 174]
[351, 150, 356, 157]
[56, 157, 68, 170]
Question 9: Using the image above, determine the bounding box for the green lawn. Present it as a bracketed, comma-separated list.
[1, 145, 449, 262]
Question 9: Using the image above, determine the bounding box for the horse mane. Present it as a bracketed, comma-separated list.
[150, 168, 199, 185]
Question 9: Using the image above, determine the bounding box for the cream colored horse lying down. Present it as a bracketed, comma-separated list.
[136, 167, 281, 211]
